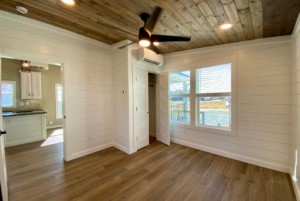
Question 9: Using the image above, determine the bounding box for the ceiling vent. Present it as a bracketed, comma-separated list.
[137, 48, 163, 66]
[30, 61, 49, 70]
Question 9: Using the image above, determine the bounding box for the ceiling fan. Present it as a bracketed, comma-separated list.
[119, 6, 191, 54]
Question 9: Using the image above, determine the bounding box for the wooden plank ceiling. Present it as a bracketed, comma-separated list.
[0, 0, 299, 54]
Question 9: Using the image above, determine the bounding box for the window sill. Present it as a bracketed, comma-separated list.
[170, 121, 236, 137]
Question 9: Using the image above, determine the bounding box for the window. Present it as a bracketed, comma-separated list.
[1, 81, 16, 108]
[196, 63, 231, 130]
[168, 56, 236, 136]
[55, 84, 63, 119]
[169, 71, 190, 123]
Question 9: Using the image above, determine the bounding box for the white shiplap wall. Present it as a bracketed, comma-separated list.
[112, 48, 129, 153]
[291, 14, 300, 199]
[0, 11, 113, 160]
[163, 37, 292, 172]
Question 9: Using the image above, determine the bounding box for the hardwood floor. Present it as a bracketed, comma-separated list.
[5, 129, 296, 201]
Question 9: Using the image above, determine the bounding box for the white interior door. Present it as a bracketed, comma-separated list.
[134, 68, 149, 150]
[0, 50, 8, 201]
[156, 71, 170, 145]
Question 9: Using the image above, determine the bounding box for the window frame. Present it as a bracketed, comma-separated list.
[169, 70, 191, 125]
[168, 56, 237, 136]
[55, 83, 62, 119]
[1, 80, 17, 108]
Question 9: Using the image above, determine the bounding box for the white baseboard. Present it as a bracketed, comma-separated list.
[171, 138, 290, 173]
[149, 132, 156, 137]
[5, 137, 45, 147]
[47, 125, 63, 129]
[290, 169, 300, 201]
[113, 142, 128, 154]
[71, 142, 113, 160]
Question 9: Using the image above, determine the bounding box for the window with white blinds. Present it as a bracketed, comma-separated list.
[195, 63, 232, 131]
[196, 63, 231, 94]
[168, 57, 236, 136]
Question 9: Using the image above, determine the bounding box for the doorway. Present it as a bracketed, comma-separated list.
[148, 73, 157, 145]
[0, 55, 66, 201]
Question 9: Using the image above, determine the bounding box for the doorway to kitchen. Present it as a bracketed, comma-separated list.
[1, 58, 63, 148]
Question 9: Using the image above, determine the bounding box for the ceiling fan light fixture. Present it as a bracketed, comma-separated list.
[61, 0, 75, 5]
[139, 40, 151, 47]
[153, 42, 159, 46]
[220, 23, 233, 29]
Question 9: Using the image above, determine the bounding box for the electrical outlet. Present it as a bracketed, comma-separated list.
[50, 121, 53, 125]
[19, 102, 24, 106]
[26, 102, 29, 106]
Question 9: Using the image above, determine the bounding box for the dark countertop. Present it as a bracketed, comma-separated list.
[2, 110, 47, 117]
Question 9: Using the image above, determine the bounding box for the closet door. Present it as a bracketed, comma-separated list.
[20, 72, 32, 99]
[156, 71, 170, 145]
[31, 72, 42, 99]
[134, 68, 149, 150]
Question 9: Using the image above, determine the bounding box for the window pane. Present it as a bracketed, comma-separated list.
[2, 95, 13, 107]
[198, 96, 230, 130]
[57, 86, 62, 101]
[170, 97, 190, 123]
[196, 63, 231, 93]
[58, 101, 63, 118]
[169, 71, 190, 95]
[1, 83, 13, 95]
[56, 85, 63, 118]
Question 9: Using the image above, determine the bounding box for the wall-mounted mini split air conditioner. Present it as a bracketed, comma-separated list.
[137, 48, 163, 66]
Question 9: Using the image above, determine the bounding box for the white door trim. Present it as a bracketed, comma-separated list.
[0, 48, 8, 201]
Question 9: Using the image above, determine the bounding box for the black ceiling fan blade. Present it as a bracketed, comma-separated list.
[151, 35, 191, 42]
[144, 7, 162, 35]
[147, 43, 160, 54]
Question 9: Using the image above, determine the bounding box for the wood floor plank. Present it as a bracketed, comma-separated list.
[5, 128, 296, 201]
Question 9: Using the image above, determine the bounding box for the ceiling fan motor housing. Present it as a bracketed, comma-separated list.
[140, 13, 150, 25]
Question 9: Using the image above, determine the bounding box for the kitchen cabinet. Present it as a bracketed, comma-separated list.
[3, 113, 47, 147]
[20, 72, 42, 99]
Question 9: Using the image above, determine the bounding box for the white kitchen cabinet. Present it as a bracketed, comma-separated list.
[20, 72, 42, 99]
[31, 72, 42, 99]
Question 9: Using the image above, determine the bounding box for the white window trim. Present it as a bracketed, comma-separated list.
[1, 80, 17, 108]
[55, 83, 62, 119]
[168, 55, 237, 136]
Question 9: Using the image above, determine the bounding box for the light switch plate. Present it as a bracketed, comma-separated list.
[19, 102, 24, 106]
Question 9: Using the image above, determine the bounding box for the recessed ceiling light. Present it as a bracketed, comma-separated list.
[220, 23, 233, 29]
[61, 0, 75, 5]
[16, 6, 28, 14]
